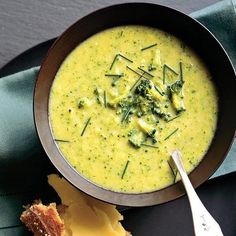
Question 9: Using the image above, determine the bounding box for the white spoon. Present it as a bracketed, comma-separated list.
[171, 150, 224, 236]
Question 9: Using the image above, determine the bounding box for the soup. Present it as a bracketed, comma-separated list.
[49, 25, 217, 193]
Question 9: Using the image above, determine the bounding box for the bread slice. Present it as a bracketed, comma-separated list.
[20, 202, 132, 236]
[20, 202, 65, 236]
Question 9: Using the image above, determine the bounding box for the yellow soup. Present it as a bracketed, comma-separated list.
[49, 25, 217, 193]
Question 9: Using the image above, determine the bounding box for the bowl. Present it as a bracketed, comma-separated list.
[34, 3, 236, 207]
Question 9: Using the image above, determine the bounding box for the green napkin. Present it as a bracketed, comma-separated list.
[190, 0, 236, 178]
[0, 0, 235, 234]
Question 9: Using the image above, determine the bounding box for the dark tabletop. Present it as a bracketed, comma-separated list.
[0, 0, 220, 68]
[1, 1, 236, 236]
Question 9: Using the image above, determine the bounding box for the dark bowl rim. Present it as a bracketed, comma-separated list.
[33, 2, 236, 207]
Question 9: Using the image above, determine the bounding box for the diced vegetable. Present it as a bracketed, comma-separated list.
[128, 129, 144, 148]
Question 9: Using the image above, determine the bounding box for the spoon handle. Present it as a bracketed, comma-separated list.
[171, 150, 224, 236]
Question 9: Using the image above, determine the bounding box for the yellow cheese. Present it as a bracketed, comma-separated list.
[48, 174, 127, 236]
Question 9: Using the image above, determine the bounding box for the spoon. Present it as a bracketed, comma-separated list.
[171, 150, 224, 236]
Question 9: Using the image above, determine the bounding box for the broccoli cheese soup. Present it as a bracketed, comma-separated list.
[49, 25, 218, 193]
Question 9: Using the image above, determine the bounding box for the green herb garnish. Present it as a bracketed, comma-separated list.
[129, 73, 144, 92]
[141, 143, 158, 149]
[164, 64, 179, 75]
[80, 117, 91, 136]
[105, 73, 124, 77]
[179, 62, 183, 81]
[163, 65, 166, 84]
[154, 85, 164, 96]
[167, 161, 177, 183]
[164, 128, 179, 140]
[104, 91, 107, 108]
[122, 106, 132, 123]
[109, 54, 118, 70]
[107, 73, 124, 86]
[141, 43, 157, 51]
[54, 139, 70, 143]
[118, 53, 133, 63]
[167, 115, 180, 122]
[109, 54, 133, 70]
[127, 66, 149, 80]
[163, 64, 179, 84]
[137, 67, 154, 77]
[121, 160, 130, 179]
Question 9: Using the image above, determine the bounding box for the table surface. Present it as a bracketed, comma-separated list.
[0, 0, 220, 68]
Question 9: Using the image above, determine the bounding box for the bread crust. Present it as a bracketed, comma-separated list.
[20, 202, 65, 236]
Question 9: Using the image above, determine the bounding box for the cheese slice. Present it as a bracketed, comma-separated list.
[48, 174, 128, 236]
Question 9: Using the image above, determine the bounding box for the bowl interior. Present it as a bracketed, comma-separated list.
[34, 3, 236, 206]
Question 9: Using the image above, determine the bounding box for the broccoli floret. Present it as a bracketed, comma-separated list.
[135, 79, 152, 99]
[128, 129, 144, 148]
[138, 119, 157, 143]
[139, 99, 153, 115]
[169, 80, 184, 94]
[169, 80, 186, 113]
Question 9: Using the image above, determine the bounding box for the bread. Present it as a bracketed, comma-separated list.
[20, 174, 132, 236]
[20, 202, 65, 236]
[20, 202, 132, 236]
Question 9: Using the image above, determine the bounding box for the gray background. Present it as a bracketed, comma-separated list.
[0, 0, 220, 68]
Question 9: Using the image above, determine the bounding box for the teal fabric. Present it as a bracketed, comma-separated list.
[190, 0, 236, 177]
[0, 0, 235, 234]
[0, 67, 40, 163]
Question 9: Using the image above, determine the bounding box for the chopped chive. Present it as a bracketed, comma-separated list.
[122, 106, 132, 123]
[104, 91, 107, 108]
[118, 53, 133, 63]
[121, 160, 130, 179]
[109, 54, 118, 70]
[167, 161, 177, 183]
[106, 73, 124, 86]
[141, 43, 157, 51]
[54, 139, 70, 143]
[130, 73, 144, 92]
[80, 117, 91, 136]
[127, 66, 149, 80]
[137, 67, 154, 77]
[163, 64, 179, 84]
[164, 128, 179, 140]
[154, 85, 164, 96]
[179, 62, 183, 81]
[163, 65, 166, 84]
[109, 54, 133, 70]
[141, 143, 158, 149]
[105, 73, 124, 77]
[167, 115, 180, 123]
[164, 64, 179, 75]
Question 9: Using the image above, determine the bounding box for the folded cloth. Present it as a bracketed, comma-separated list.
[0, 0, 235, 233]
[190, 0, 236, 177]
[0, 67, 40, 162]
